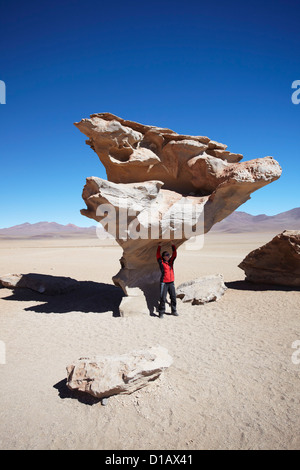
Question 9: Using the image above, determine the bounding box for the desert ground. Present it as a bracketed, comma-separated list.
[0, 231, 299, 450]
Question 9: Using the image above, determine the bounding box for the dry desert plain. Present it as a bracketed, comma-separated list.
[0, 231, 299, 450]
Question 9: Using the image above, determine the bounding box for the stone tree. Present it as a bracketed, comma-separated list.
[75, 113, 282, 315]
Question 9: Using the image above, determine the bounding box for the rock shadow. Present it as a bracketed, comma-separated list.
[2, 277, 125, 316]
[226, 280, 300, 292]
[53, 378, 101, 406]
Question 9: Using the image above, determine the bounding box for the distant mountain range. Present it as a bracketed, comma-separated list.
[0, 221, 98, 239]
[0, 208, 299, 238]
[211, 207, 300, 233]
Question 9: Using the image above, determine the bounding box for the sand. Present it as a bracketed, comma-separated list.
[0, 232, 299, 450]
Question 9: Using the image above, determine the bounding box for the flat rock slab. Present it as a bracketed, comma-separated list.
[0, 273, 80, 295]
[118, 287, 149, 317]
[176, 274, 227, 304]
[66, 346, 173, 399]
[239, 230, 300, 287]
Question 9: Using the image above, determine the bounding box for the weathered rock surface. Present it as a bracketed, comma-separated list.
[75, 113, 282, 313]
[66, 346, 173, 399]
[176, 274, 227, 304]
[75, 112, 281, 197]
[238, 230, 300, 287]
[0, 273, 79, 294]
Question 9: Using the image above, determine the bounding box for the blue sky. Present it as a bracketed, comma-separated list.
[0, 0, 299, 228]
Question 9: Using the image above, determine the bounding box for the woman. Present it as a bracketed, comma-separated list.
[156, 244, 179, 318]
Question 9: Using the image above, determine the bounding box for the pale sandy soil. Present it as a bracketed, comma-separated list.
[0, 232, 299, 450]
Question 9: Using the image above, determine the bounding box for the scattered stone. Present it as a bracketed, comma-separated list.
[0, 273, 79, 295]
[66, 346, 173, 400]
[239, 230, 300, 287]
[176, 274, 227, 304]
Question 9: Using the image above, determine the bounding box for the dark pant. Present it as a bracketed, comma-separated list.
[158, 281, 177, 314]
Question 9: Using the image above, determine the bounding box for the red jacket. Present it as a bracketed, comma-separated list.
[156, 245, 177, 283]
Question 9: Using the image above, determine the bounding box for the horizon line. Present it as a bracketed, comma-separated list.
[0, 207, 299, 230]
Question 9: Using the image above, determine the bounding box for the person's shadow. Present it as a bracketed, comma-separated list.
[1, 274, 125, 317]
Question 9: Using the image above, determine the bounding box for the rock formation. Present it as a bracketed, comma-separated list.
[75, 113, 282, 313]
[239, 230, 300, 287]
[176, 274, 227, 304]
[66, 346, 173, 399]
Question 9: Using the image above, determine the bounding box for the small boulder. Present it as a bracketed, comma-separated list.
[66, 346, 173, 399]
[238, 230, 300, 287]
[176, 274, 227, 304]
